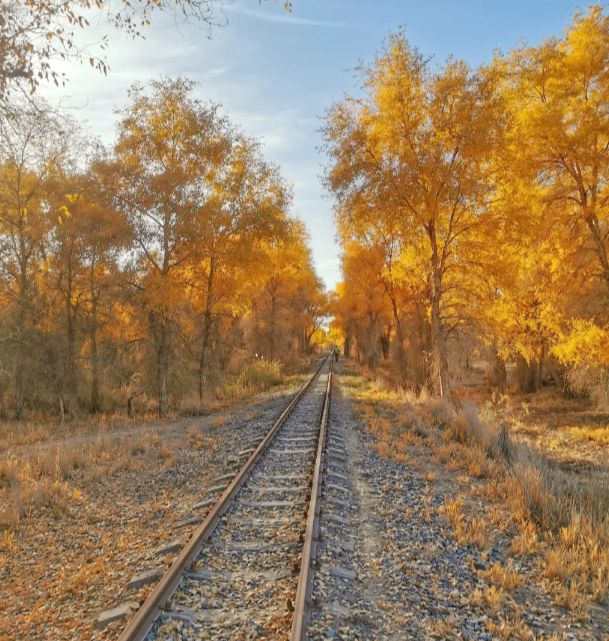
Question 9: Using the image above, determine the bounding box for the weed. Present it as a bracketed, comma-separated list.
[438, 497, 489, 548]
[187, 425, 205, 449]
[0, 458, 19, 488]
[482, 561, 522, 591]
[484, 584, 504, 611]
[130, 443, 146, 456]
[157, 445, 172, 460]
[510, 520, 540, 555]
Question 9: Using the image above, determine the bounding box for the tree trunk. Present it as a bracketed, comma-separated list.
[127, 393, 136, 418]
[380, 327, 390, 360]
[14, 253, 29, 420]
[428, 222, 452, 403]
[158, 324, 169, 418]
[585, 214, 609, 296]
[516, 355, 540, 393]
[269, 292, 277, 362]
[65, 269, 77, 419]
[90, 296, 100, 413]
[14, 365, 25, 421]
[343, 332, 351, 358]
[390, 296, 407, 382]
[198, 255, 216, 404]
[490, 345, 507, 393]
[151, 312, 170, 417]
[536, 342, 545, 389]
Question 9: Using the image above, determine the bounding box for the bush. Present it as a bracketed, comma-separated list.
[564, 363, 609, 410]
[223, 360, 283, 399]
[425, 397, 454, 428]
[445, 401, 514, 463]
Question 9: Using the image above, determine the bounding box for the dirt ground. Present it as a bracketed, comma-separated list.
[0, 386, 300, 641]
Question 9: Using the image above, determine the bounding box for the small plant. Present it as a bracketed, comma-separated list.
[0, 458, 19, 488]
[482, 561, 522, 591]
[157, 445, 172, 460]
[510, 520, 540, 556]
[187, 425, 205, 449]
[484, 584, 504, 611]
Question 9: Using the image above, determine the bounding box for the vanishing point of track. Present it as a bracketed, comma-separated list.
[117, 355, 333, 641]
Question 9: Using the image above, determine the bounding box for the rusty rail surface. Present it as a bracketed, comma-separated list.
[289, 358, 332, 641]
[117, 355, 330, 641]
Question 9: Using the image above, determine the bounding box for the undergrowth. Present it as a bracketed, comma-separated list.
[0, 432, 175, 531]
[344, 362, 609, 612]
[222, 360, 283, 399]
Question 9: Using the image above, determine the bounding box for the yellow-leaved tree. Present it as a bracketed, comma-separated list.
[324, 34, 504, 401]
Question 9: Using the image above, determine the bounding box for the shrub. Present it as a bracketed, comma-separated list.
[564, 363, 609, 410]
[223, 360, 283, 398]
[0, 458, 19, 489]
[424, 397, 454, 428]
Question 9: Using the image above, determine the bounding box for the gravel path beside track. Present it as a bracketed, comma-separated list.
[307, 372, 609, 641]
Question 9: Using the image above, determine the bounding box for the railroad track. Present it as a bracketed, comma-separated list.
[117, 355, 333, 641]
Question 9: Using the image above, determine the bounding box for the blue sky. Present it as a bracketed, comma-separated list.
[41, 0, 590, 289]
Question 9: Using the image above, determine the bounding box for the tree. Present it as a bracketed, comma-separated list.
[249, 222, 325, 362]
[0, 101, 69, 417]
[324, 34, 503, 401]
[0, 76, 314, 420]
[185, 134, 291, 402]
[114, 77, 292, 414]
[336, 242, 391, 369]
[48, 160, 130, 413]
[501, 6, 609, 300]
[114, 78, 229, 416]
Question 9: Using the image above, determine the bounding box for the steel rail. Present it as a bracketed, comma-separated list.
[117, 355, 330, 641]
[289, 358, 333, 641]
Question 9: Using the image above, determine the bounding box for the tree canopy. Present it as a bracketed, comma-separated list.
[325, 6, 609, 403]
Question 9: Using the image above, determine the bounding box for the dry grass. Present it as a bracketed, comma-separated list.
[0, 431, 178, 531]
[222, 360, 283, 400]
[510, 519, 541, 555]
[426, 397, 609, 608]
[482, 561, 523, 591]
[468, 584, 505, 612]
[187, 424, 206, 449]
[485, 614, 537, 641]
[0, 411, 162, 453]
[345, 363, 609, 610]
[438, 496, 490, 548]
[566, 425, 609, 445]
[428, 619, 454, 636]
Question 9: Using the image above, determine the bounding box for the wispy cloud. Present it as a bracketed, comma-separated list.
[223, 3, 367, 29]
